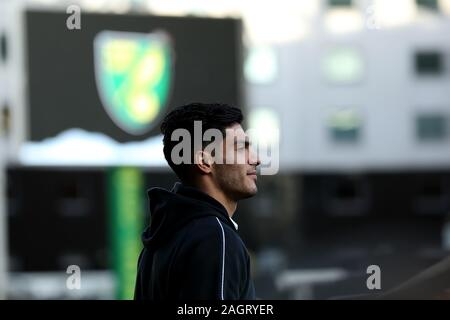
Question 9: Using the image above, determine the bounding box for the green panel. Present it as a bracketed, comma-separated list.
[107, 167, 144, 300]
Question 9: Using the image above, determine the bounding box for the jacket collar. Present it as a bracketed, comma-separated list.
[172, 182, 239, 231]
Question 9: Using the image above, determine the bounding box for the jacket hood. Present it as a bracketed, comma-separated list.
[142, 182, 237, 249]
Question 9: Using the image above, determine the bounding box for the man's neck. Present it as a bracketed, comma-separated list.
[192, 181, 237, 218]
[207, 190, 237, 219]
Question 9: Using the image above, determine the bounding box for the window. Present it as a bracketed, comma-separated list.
[0, 32, 7, 62]
[322, 47, 364, 84]
[329, 0, 353, 7]
[325, 175, 370, 216]
[328, 108, 361, 143]
[248, 108, 280, 146]
[413, 175, 450, 215]
[420, 177, 444, 199]
[416, 114, 447, 141]
[244, 46, 278, 84]
[416, 0, 439, 11]
[57, 178, 93, 217]
[415, 51, 444, 75]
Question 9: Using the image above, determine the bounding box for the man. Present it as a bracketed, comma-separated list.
[134, 102, 260, 300]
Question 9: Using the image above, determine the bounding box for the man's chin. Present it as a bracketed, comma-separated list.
[227, 181, 258, 200]
[240, 186, 258, 199]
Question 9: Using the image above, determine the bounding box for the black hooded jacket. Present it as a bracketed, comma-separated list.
[134, 182, 255, 300]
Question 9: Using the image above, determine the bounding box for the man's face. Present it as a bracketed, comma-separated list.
[212, 123, 260, 201]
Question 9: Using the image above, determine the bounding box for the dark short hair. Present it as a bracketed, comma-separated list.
[161, 102, 243, 182]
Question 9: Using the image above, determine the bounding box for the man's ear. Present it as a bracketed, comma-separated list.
[194, 150, 213, 174]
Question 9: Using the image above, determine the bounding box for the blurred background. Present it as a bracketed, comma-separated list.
[1, 0, 450, 300]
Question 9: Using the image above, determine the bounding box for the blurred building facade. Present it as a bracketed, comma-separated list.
[1, 0, 450, 299]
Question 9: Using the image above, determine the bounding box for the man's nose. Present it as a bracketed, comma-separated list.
[249, 149, 260, 166]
